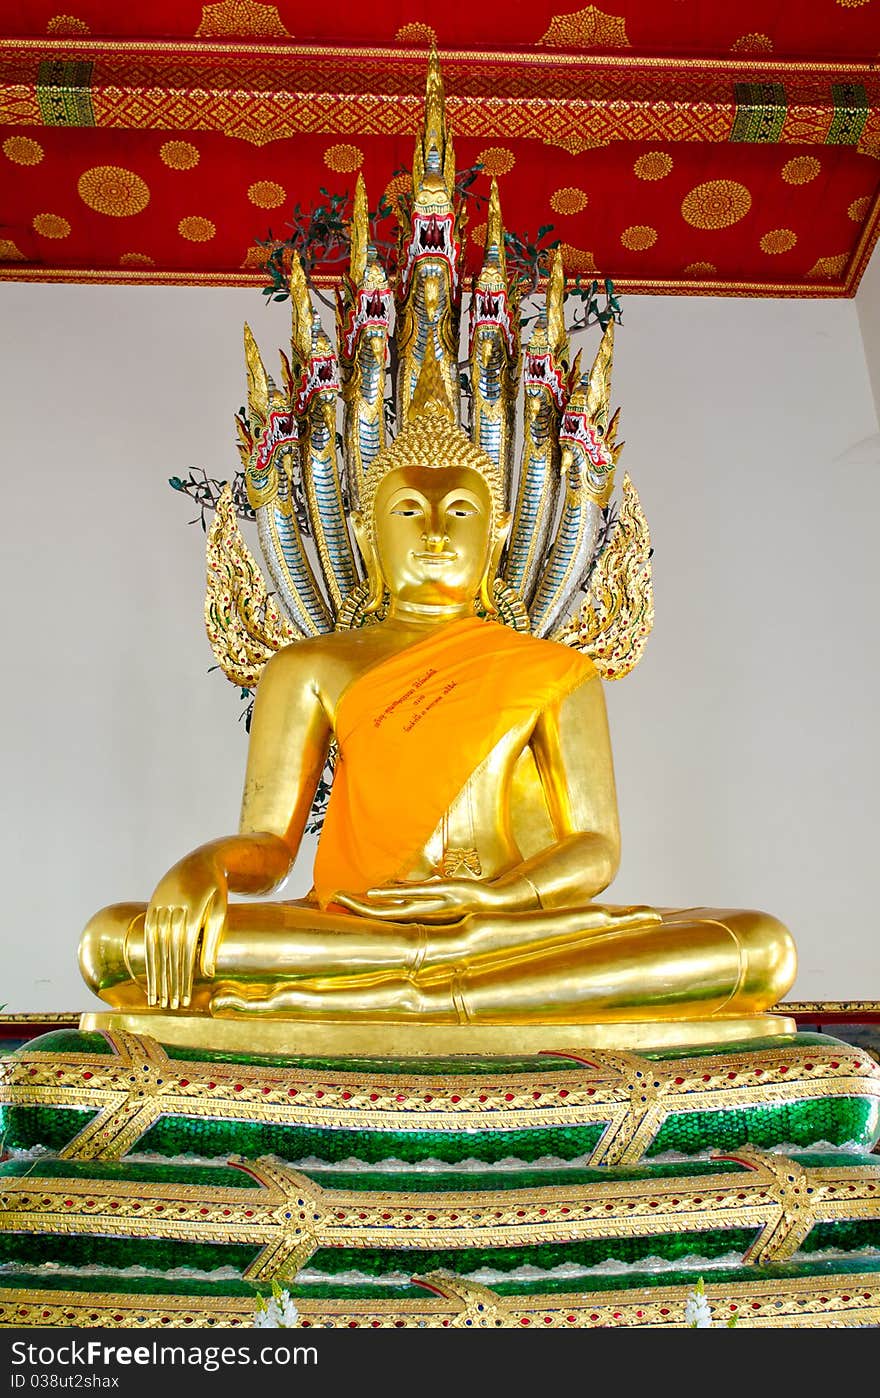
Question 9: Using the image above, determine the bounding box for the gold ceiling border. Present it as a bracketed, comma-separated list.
[0, 265, 853, 297]
[4, 37, 880, 76]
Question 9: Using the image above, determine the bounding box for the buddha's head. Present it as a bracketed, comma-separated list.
[353, 397, 510, 617]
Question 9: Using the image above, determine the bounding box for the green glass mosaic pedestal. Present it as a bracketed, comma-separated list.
[0, 1027, 878, 1327]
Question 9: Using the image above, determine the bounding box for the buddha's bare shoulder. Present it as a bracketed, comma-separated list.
[258, 625, 408, 711]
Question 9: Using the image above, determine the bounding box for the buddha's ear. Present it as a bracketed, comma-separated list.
[490, 510, 512, 577]
[479, 511, 513, 617]
[351, 510, 385, 613]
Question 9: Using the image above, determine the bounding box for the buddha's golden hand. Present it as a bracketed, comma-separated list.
[336, 876, 528, 924]
[143, 851, 228, 1009]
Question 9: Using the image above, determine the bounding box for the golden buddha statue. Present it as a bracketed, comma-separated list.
[79, 53, 796, 1052]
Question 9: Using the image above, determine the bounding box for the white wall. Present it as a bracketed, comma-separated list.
[0, 280, 877, 1008]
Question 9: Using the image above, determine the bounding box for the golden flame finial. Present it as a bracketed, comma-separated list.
[546, 248, 567, 364]
[349, 173, 369, 287]
[585, 319, 615, 430]
[413, 43, 455, 200]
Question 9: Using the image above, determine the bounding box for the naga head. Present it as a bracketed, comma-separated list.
[398, 48, 462, 308]
[469, 179, 518, 373]
[295, 314, 340, 429]
[558, 320, 622, 506]
[338, 174, 392, 373]
[238, 323, 299, 511]
[523, 250, 569, 421]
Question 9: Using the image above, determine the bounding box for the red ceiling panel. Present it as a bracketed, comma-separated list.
[2, 1, 880, 295]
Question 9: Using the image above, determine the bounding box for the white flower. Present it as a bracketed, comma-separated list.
[253, 1288, 300, 1328]
[684, 1277, 713, 1328]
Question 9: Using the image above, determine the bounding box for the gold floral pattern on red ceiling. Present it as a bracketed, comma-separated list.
[550, 187, 589, 214]
[782, 157, 821, 186]
[633, 152, 672, 181]
[556, 243, 597, 275]
[32, 214, 70, 239]
[538, 6, 630, 49]
[807, 253, 849, 278]
[620, 224, 657, 250]
[683, 262, 718, 277]
[160, 141, 200, 171]
[849, 196, 871, 220]
[383, 173, 412, 214]
[760, 228, 798, 254]
[78, 167, 150, 219]
[195, 0, 291, 39]
[178, 216, 216, 241]
[323, 144, 363, 172]
[119, 252, 154, 267]
[248, 180, 286, 209]
[730, 33, 773, 55]
[45, 14, 90, 35]
[2, 137, 43, 166]
[395, 23, 438, 46]
[476, 147, 516, 176]
[0, 240, 25, 262]
[681, 180, 752, 231]
[470, 222, 487, 247]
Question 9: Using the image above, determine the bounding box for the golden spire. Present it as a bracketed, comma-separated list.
[413, 44, 455, 200]
[546, 248, 568, 364]
[243, 322, 269, 419]
[485, 178, 506, 277]
[286, 250, 313, 367]
[585, 319, 615, 431]
[349, 173, 368, 287]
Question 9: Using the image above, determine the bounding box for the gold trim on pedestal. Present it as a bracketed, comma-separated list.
[78, 1010, 797, 1057]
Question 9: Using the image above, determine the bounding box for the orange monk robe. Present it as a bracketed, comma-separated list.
[312, 617, 596, 907]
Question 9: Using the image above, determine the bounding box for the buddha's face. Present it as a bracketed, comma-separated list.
[372, 465, 494, 608]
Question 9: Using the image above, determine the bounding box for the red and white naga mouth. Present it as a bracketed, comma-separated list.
[469, 287, 516, 359]
[399, 213, 459, 297]
[559, 410, 615, 483]
[251, 407, 298, 476]
[524, 351, 567, 410]
[296, 354, 340, 413]
[340, 286, 392, 360]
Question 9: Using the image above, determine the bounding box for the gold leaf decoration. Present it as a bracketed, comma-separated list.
[759, 228, 797, 254]
[32, 213, 70, 238]
[848, 196, 871, 221]
[324, 144, 363, 173]
[782, 156, 821, 185]
[538, 6, 630, 49]
[77, 166, 150, 218]
[730, 33, 773, 55]
[806, 254, 848, 279]
[544, 131, 605, 156]
[395, 22, 438, 45]
[160, 141, 200, 170]
[196, 0, 291, 38]
[477, 146, 516, 176]
[3, 137, 44, 166]
[178, 216, 216, 241]
[557, 242, 597, 275]
[46, 14, 90, 34]
[681, 179, 751, 230]
[470, 222, 487, 247]
[248, 180, 286, 209]
[620, 224, 657, 250]
[205, 486, 297, 688]
[119, 252, 154, 266]
[838, 0, 870, 7]
[550, 186, 589, 214]
[683, 261, 718, 277]
[633, 152, 672, 181]
[552, 474, 653, 680]
[0, 239, 25, 261]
